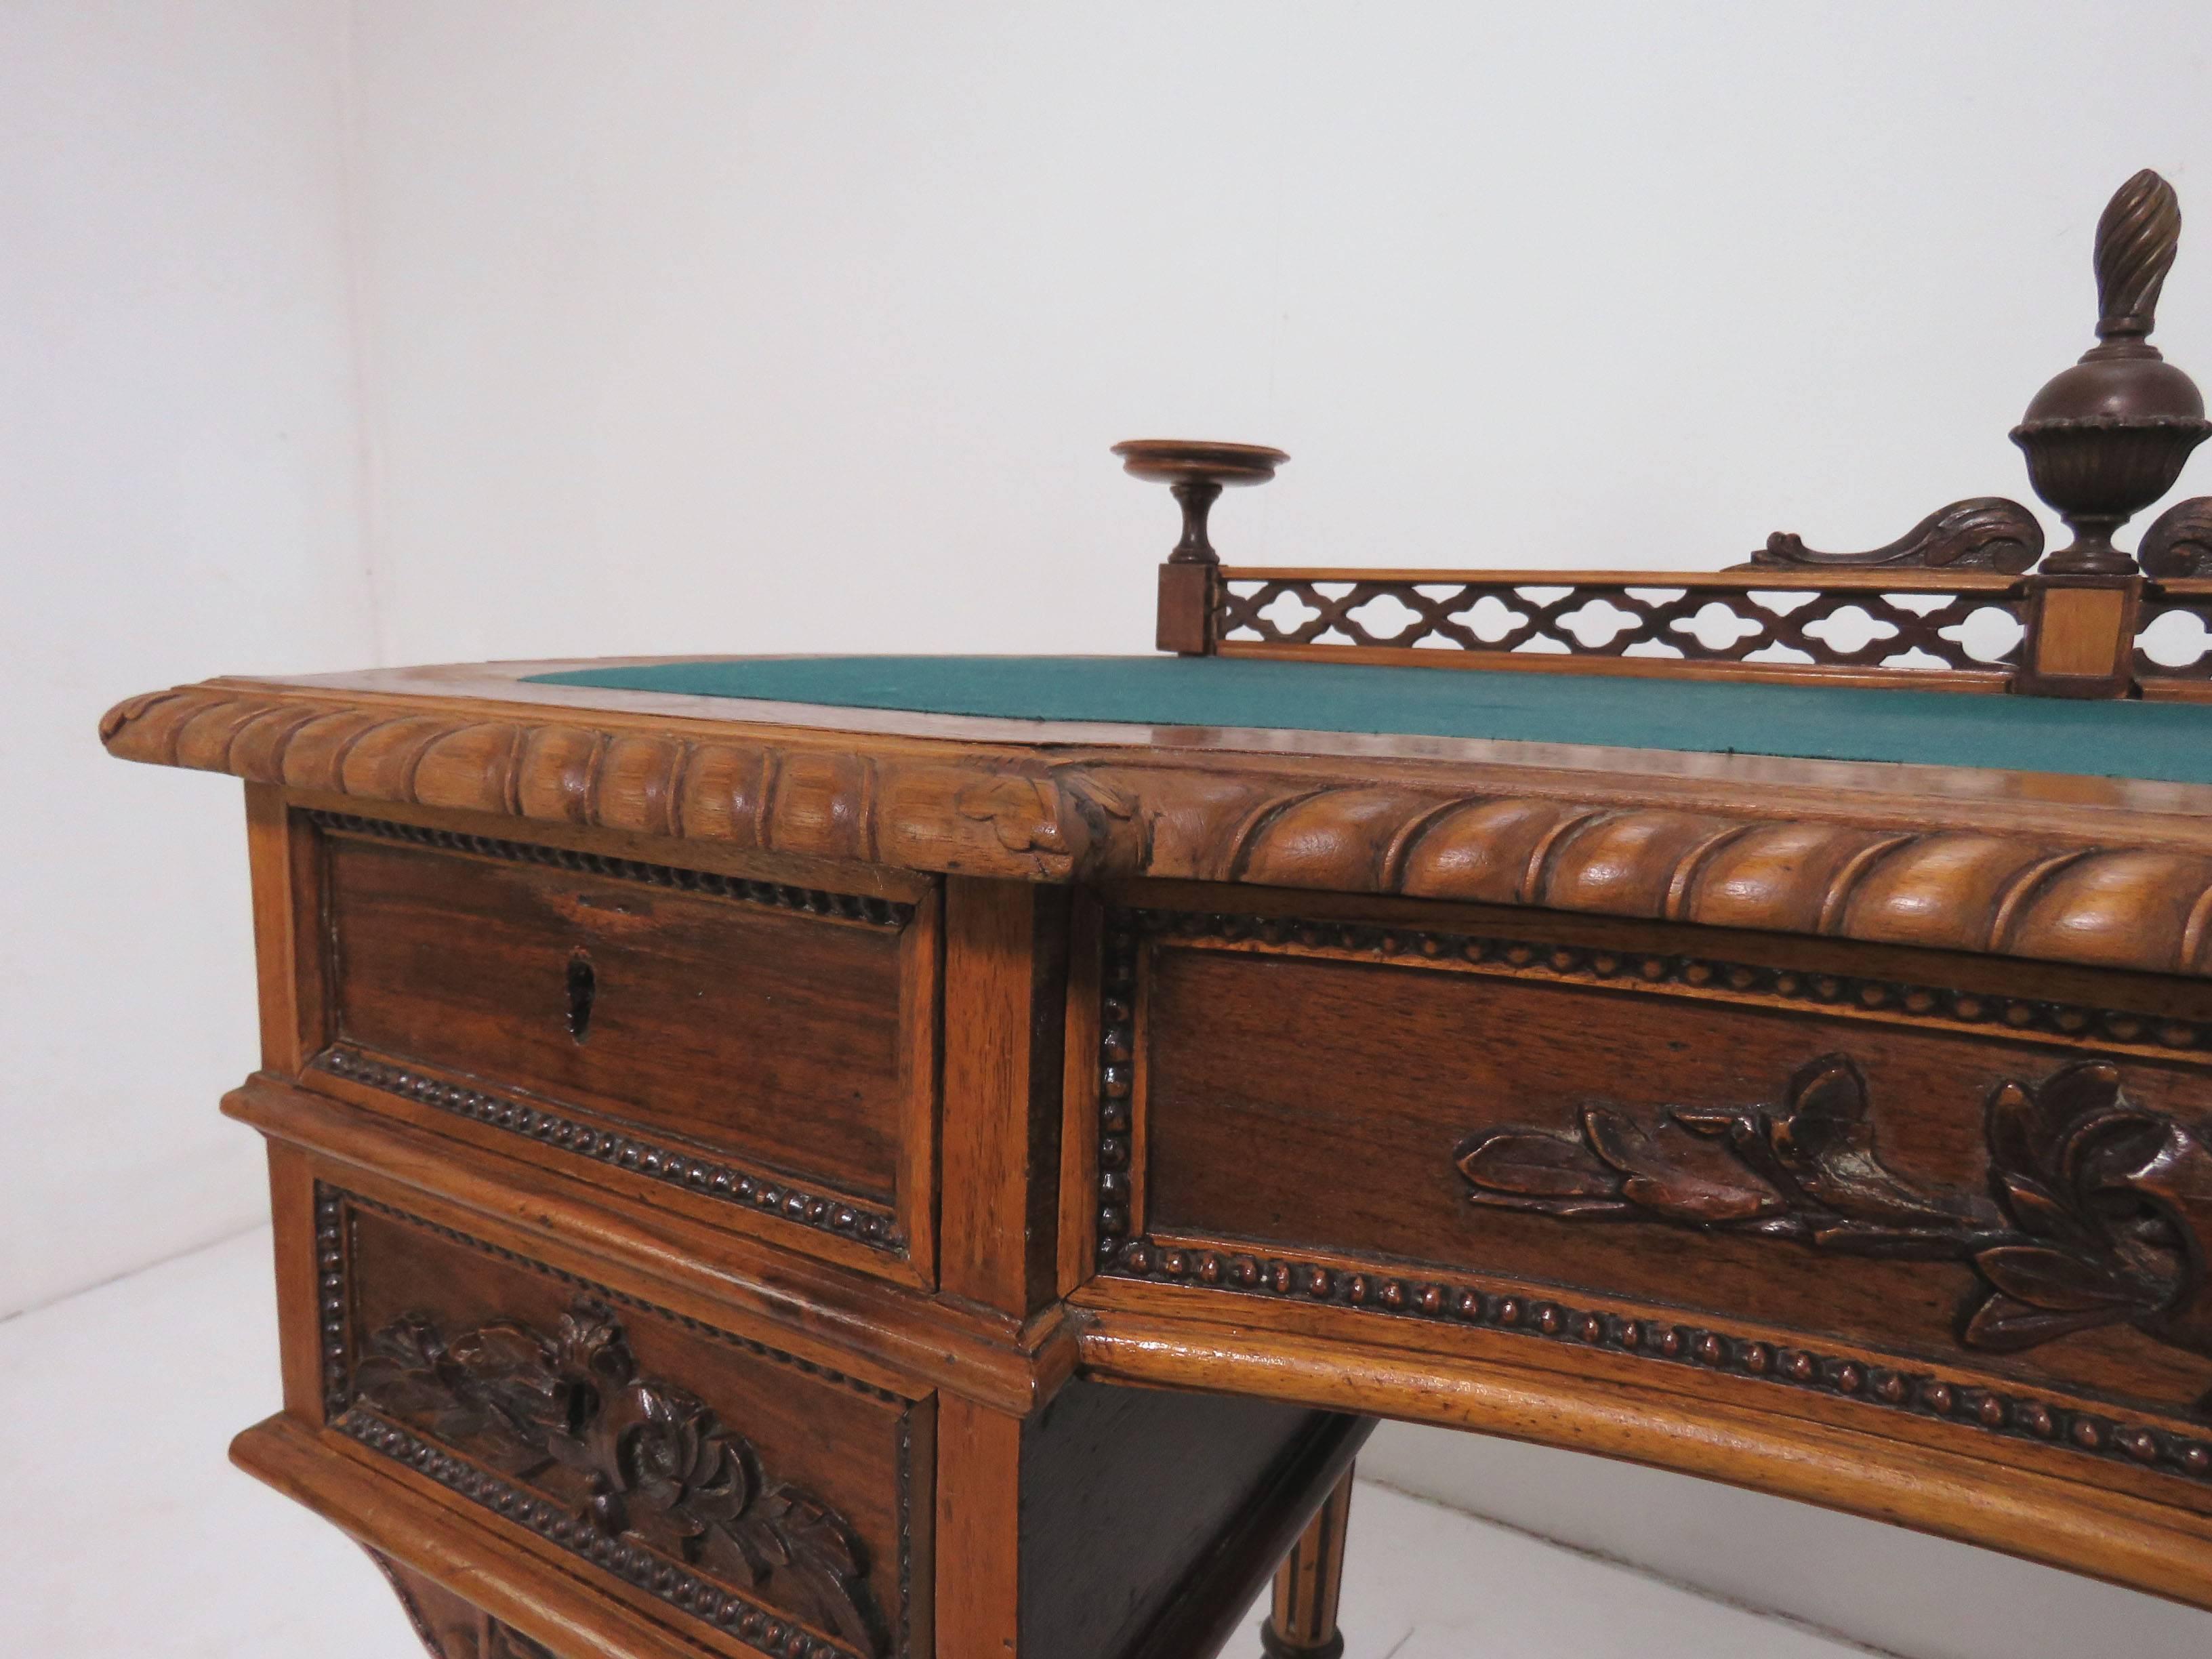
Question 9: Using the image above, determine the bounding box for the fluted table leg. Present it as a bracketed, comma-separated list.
[1260, 1464, 1355, 1659]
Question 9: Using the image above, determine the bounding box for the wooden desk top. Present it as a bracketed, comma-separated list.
[103, 655, 2212, 982]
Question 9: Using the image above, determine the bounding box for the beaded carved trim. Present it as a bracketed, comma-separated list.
[1126, 906, 2212, 1055]
[308, 811, 914, 928]
[1094, 913, 2212, 1488]
[1108, 1240, 2212, 1483]
[316, 1188, 349, 1420]
[315, 1047, 901, 1250]
[894, 1417, 912, 1659]
[319, 1187, 912, 1659]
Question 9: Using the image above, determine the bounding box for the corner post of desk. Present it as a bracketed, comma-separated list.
[940, 876, 1072, 1318]
[2015, 572, 2144, 698]
[1157, 560, 1218, 655]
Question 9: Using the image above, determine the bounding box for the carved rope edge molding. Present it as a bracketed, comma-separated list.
[103, 682, 2212, 977]
[99, 684, 1112, 880]
[1090, 924, 2212, 1487]
[316, 1187, 914, 1659]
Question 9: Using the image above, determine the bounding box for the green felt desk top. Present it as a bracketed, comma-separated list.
[525, 655, 2212, 787]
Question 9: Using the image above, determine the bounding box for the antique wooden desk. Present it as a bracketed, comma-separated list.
[103, 173, 2212, 1658]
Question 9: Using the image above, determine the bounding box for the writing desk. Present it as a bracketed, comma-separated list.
[101, 171, 2212, 1658]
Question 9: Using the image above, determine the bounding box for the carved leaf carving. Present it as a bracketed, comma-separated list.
[1739, 497, 2043, 571]
[1458, 1055, 2212, 1380]
[1455, 1122, 1618, 1201]
[354, 1298, 886, 1656]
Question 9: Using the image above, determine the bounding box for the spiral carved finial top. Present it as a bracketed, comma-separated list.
[2093, 168, 2182, 352]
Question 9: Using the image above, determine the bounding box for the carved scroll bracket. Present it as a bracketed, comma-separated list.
[1738, 499, 2043, 572]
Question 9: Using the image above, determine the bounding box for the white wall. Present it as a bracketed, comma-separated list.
[340, 2, 2210, 669]
[14, 3, 2212, 1654]
[0, 0, 377, 1317]
[337, 7, 2212, 1655]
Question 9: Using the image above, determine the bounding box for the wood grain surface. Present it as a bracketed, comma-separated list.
[325, 824, 915, 1206]
[102, 672, 2212, 981]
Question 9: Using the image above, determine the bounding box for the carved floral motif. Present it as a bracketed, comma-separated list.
[1458, 1057, 2212, 1380]
[354, 1299, 883, 1656]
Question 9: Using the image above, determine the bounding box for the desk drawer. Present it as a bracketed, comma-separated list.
[308, 813, 937, 1274]
[1103, 895, 2212, 1460]
[311, 1181, 928, 1659]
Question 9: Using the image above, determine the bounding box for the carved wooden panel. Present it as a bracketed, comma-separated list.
[1103, 903, 2212, 1492]
[316, 815, 937, 1262]
[321, 1189, 926, 1659]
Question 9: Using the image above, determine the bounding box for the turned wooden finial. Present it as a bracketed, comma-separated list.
[2012, 171, 2209, 575]
[1116, 439, 1287, 656]
[2093, 169, 2184, 352]
[1112, 439, 1288, 565]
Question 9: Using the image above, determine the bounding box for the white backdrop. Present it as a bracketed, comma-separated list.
[9, 5, 2212, 1655]
[3, 0, 370, 1319]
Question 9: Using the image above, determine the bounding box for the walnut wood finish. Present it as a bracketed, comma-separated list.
[2014, 171, 2209, 576]
[2142, 499, 2212, 578]
[940, 878, 1068, 1317]
[1112, 439, 1288, 566]
[226, 1072, 1068, 1416]
[326, 1187, 921, 1659]
[1114, 897, 2212, 1433]
[1215, 567, 2030, 689]
[374, 1552, 558, 1659]
[1261, 1467, 1355, 1659]
[1736, 497, 2045, 571]
[123, 766, 2212, 1633]
[317, 813, 934, 1267]
[1115, 439, 1288, 655]
[1161, 173, 2212, 689]
[104, 667, 2212, 1641]
[100, 164, 2212, 1654]
[102, 672, 2212, 982]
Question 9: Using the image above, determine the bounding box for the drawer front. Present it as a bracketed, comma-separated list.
[316, 1182, 928, 1659]
[1101, 897, 2212, 1490]
[310, 812, 937, 1273]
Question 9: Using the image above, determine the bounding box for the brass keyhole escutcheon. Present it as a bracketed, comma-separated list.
[565, 949, 596, 1044]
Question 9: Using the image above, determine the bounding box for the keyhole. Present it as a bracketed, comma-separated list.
[565, 950, 596, 1044]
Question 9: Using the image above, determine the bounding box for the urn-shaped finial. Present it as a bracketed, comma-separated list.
[2011, 171, 2209, 575]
